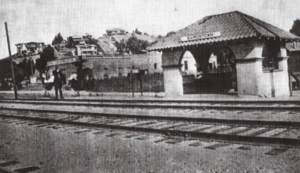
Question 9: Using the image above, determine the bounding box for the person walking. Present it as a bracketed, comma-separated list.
[53, 67, 64, 99]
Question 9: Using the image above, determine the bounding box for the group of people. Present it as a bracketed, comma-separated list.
[43, 67, 64, 99]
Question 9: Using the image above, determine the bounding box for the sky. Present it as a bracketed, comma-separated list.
[0, 0, 300, 59]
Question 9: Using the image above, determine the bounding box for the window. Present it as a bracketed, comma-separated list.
[104, 74, 108, 79]
[118, 67, 123, 77]
[262, 41, 280, 70]
[184, 61, 188, 71]
[104, 67, 108, 79]
[154, 63, 157, 69]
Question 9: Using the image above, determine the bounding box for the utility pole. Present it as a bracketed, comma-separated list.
[131, 67, 134, 97]
[5, 22, 18, 99]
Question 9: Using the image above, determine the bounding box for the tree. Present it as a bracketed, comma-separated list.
[166, 31, 176, 37]
[52, 33, 64, 45]
[36, 45, 56, 73]
[290, 19, 300, 36]
[126, 36, 149, 54]
[17, 58, 35, 81]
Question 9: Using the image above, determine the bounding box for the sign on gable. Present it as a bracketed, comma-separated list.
[181, 32, 221, 42]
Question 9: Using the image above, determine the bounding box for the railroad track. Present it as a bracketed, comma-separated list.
[1, 108, 300, 148]
[0, 98, 300, 111]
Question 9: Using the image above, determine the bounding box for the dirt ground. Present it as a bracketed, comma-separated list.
[0, 119, 300, 173]
[1, 92, 300, 172]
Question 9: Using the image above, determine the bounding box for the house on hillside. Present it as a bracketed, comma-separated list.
[68, 35, 89, 47]
[106, 28, 127, 36]
[75, 44, 98, 56]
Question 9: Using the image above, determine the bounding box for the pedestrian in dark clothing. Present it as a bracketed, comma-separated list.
[53, 67, 64, 99]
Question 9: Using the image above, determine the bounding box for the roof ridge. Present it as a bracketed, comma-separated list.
[204, 10, 239, 18]
[235, 11, 260, 37]
[237, 11, 280, 38]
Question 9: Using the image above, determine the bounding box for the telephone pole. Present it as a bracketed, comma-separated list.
[5, 22, 18, 99]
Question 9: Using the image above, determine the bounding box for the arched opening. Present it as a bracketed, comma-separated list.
[181, 46, 237, 94]
[179, 51, 198, 94]
[180, 51, 197, 75]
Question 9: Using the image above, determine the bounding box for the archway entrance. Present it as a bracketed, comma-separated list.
[181, 46, 237, 94]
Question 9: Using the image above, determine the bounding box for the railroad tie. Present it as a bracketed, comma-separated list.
[205, 143, 231, 150]
[13, 166, 40, 173]
[0, 160, 19, 167]
[105, 133, 121, 137]
[237, 146, 251, 150]
[265, 147, 290, 155]
[247, 128, 271, 136]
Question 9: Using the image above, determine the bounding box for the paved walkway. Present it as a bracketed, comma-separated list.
[0, 89, 300, 101]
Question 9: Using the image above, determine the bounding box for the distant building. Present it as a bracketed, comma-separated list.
[106, 28, 126, 36]
[68, 35, 89, 47]
[15, 42, 45, 57]
[75, 44, 98, 56]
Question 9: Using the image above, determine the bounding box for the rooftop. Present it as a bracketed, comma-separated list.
[75, 44, 97, 47]
[106, 28, 125, 32]
[148, 11, 300, 51]
[15, 42, 44, 46]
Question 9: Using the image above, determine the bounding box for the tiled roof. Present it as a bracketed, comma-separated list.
[148, 11, 300, 51]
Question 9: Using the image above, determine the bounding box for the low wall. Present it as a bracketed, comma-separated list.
[87, 53, 162, 79]
[93, 73, 164, 92]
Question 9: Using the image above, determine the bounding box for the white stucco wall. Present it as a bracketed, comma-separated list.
[257, 58, 289, 97]
[236, 39, 290, 98]
[237, 60, 260, 96]
[163, 67, 183, 97]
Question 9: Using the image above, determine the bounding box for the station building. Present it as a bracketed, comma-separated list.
[148, 11, 300, 97]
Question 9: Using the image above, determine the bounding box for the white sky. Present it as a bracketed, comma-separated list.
[0, 0, 299, 59]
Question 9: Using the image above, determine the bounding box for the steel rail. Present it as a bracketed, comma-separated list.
[2, 98, 300, 104]
[0, 100, 300, 111]
[0, 112, 300, 148]
[1, 107, 300, 128]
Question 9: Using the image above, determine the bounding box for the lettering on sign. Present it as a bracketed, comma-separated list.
[181, 32, 221, 42]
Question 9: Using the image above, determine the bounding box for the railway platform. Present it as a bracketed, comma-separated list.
[1, 90, 300, 101]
